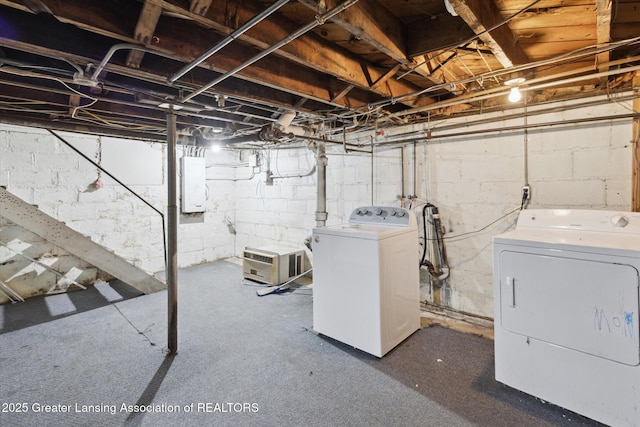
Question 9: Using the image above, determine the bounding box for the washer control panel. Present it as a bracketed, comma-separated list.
[348, 206, 412, 226]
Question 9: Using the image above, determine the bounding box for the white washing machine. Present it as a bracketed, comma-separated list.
[312, 205, 420, 357]
[493, 209, 640, 427]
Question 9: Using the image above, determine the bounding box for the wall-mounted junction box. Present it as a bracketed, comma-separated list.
[249, 153, 259, 168]
[181, 156, 206, 213]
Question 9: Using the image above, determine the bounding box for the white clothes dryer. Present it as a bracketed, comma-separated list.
[312, 206, 420, 357]
[493, 209, 640, 427]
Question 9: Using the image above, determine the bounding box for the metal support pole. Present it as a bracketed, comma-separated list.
[167, 106, 178, 354]
[315, 141, 328, 227]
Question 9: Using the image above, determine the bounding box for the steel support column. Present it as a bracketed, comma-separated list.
[167, 107, 178, 354]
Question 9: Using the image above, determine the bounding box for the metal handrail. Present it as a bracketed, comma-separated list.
[47, 130, 167, 268]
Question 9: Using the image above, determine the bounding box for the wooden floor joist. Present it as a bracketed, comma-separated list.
[633, 72, 640, 212]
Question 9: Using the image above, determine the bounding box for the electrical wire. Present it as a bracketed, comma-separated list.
[325, 35, 640, 122]
[443, 206, 521, 241]
[240, 279, 312, 296]
[397, 0, 545, 80]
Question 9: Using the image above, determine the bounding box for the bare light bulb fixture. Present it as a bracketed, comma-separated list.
[508, 87, 522, 102]
[504, 76, 526, 103]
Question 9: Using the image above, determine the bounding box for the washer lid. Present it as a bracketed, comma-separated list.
[313, 222, 415, 240]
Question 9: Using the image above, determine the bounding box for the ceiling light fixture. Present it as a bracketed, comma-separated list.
[504, 76, 526, 103]
[504, 76, 526, 87]
[508, 87, 522, 102]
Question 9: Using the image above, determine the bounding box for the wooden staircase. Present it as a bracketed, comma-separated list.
[0, 187, 165, 303]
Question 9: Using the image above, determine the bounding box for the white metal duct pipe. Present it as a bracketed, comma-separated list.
[181, 0, 360, 103]
[288, 125, 316, 137]
[275, 111, 297, 131]
[315, 141, 328, 227]
[168, 0, 290, 83]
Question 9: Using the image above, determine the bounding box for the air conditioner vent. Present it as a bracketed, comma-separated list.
[243, 246, 305, 286]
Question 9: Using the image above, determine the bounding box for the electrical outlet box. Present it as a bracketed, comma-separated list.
[249, 153, 258, 168]
[522, 185, 531, 201]
[181, 156, 206, 213]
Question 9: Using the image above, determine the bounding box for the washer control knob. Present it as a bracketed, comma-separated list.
[610, 214, 629, 227]
[396, 210, 405, 217]
[390, 210, 397, 216]
[356, 208, 368, 215]
[374, 208, 383, 216]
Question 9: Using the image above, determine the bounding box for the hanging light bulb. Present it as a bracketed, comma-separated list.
[508, 86, 522, 103]
[504, 75, 525, 103]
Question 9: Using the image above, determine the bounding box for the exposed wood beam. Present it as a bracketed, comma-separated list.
[126, 0, 163, 68]
[595, 0, 612, 70]
[331, 84, 355, 103]
[300, 0, 406, 64]
[0, 31, 336, 123]
[371, 65, 402, 91]
[408, 13, 475, 57]
[68, 94, 80, 116]
[447, 0, 529, 68]
[189, 0, 213, 16]
[0, 0, 414, 109]
[149, 0, 436, 106]
[633, 72, 640, 212]
[0, 2, 378, 111]
[299, 0, 445, 87]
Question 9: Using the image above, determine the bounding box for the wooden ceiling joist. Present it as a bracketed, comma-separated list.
[447, 0, 529, 68]
[0, 0, 638, 138]
[205, 0, 433, 106]
[632, 72, 640, 212]
[595, 0, 612, 70]
[189, 0, 213, 16]
[126, 0, 163, 68]
[299, 0, 446, 87]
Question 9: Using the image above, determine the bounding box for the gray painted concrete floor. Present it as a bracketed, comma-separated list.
[0, 260, 603, 427]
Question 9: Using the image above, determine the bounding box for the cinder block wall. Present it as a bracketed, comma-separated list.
[391, 97, 633, 317]
[0, 126, 237, 273]
[231, 97, 633, 317]
[232, 144, 404, 257]
[1, 96, 633, 316]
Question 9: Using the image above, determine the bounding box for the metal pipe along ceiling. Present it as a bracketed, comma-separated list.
[388, 63, 640, 119]
[168, 0, 291, 83]
[180, 0, 360, 103]
[373, 38, 640, 115]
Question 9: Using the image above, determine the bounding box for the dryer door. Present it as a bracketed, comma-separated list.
[498, 250, 640, 366]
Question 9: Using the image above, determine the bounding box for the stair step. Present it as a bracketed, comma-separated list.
[0, 187, 166, 297]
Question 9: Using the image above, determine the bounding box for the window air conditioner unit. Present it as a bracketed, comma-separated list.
[243, 246, 305, 286]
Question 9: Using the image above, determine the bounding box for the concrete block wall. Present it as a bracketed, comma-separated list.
[0, 125, 237, 275]
[234, 147, 318, 255]
[232, 143, 405, 256]
[2, 95, 634, 317]
[386, 96, 634, 317]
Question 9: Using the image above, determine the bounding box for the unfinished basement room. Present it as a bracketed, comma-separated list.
[1, 1, 639, 426]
